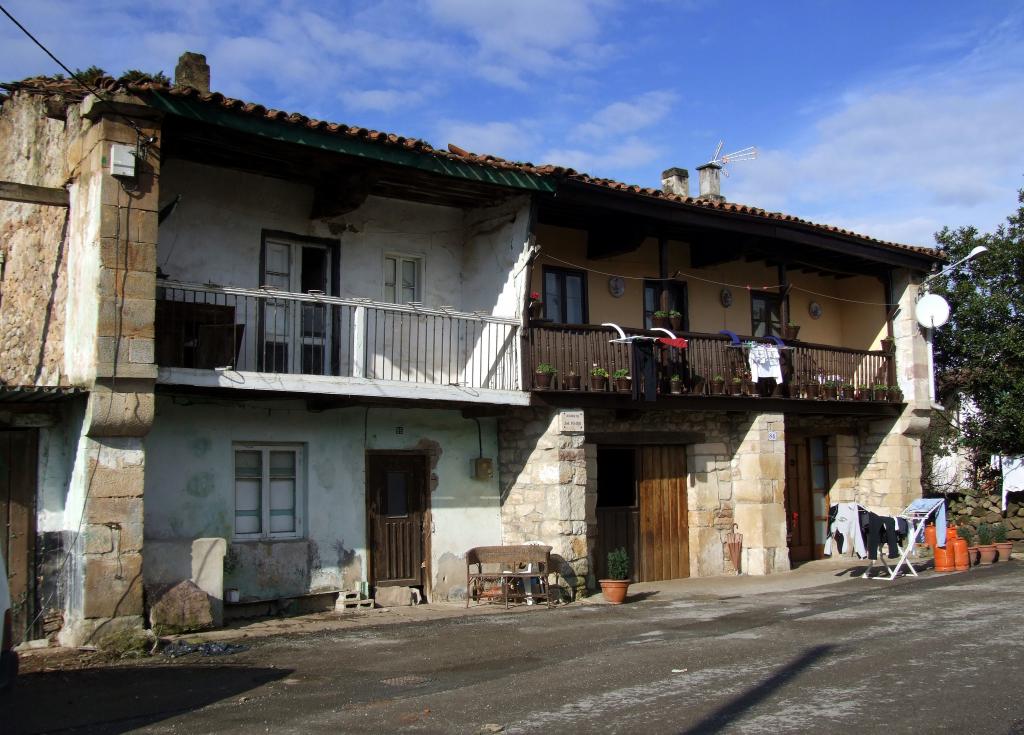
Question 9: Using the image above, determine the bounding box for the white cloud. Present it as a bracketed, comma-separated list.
[341, 87, 426, 113]
[573, 90, 677, 141]
[542, 136, 664, 174]
[437, 120, 540, 160]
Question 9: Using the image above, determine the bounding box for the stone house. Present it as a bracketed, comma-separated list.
[0, 54, 942, 645]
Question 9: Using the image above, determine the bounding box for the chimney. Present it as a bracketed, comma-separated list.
[696, 162, 725, 203]
[661, 167, 690, 198]
[175, 51, 210, 93]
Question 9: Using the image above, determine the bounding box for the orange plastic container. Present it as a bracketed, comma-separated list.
[933, 544, 955, 572]
[947, 526, 959, 541]
[924, 525, 937, 548]
[952, 537, 970, 571]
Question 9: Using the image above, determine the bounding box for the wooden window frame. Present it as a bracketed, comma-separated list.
[643, 280, 689, 331]
[750, 290, 786, 338]
[542, 265, 589, 324]
[383, 253, 424, 304]
[233, 443, 305, 541]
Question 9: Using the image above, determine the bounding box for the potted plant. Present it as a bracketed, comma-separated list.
[872, 383, 888, 401]
[992, 522, 1012, 562]
[564, 369, 580, 391]
[842, 381, 855, 400]
[976, 523, 997, 565]
[959, 525, 979, 566]
[710, 374, 725, 395]
[535, 362, 556, 389]
[669, 309, 683, 331]
[781, 321, 800, 340]
[528, 291, 544, 320]
[729, 375, 743, 396]
[669, 374, 684, 394]
[691, 374, 705, 395]
[599, 547, 630, 604]
[612, 368, 631, 392]
[822, 379, 839, 400]
[803, 381, 819, 399]
[652, 310, 670, 328]
[590, 365, 609, 392]
[888, 385, 904, 403]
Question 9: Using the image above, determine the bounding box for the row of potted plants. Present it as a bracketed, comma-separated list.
[959, 522, 1014, 566]
[650, 310, 684, 330]
[791, 382, 903, 402]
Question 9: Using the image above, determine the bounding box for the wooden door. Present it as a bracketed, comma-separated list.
[637, 447, 689, 582]
[1, 430, 37, 644]
[785, 440, 815, 562]
[367, 454, 428, 589]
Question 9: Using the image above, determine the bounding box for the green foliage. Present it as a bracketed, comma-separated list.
[120, 69, 171, 84]
[653, 310, 669, 317]
[992, 522, 1008, 543]
[591, 366, 609, 378]
[607, 547, 630, 580]
[535, 362, 557, 375]
[977, 522, 994, 545]
[933, 190, 1024, 456]
[612, 368, 630, 379]
[73, 65, 107, 84]
[669, 309, 682, 317]
[957, 525, 974, 545]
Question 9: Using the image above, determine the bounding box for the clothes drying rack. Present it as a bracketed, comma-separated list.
[861, 497, 946, 581]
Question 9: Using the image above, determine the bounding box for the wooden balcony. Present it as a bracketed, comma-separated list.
[155, 280, 522, 400]
[527, 322, 899, 413]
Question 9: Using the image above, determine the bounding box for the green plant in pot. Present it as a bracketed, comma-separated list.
[535, 362, 556, 388]
[599, 547, 631, 604]
[976, 522, 997, 565]
[959, 525, 979, 566]
[711, 374, 725, 395]
[590, 365, 609, 392]
[612, 368, 631, 392]
[992, 522, 1013, 561]
[669, 308, 683, 330]
[652, 310, 670, 328]
[669, 373, 684, 394]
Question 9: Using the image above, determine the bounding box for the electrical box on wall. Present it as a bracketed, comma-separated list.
[473, 457, 494, 481]
[110, 143, 136, 178]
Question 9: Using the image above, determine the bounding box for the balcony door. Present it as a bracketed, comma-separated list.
[260, 237, 334, 375]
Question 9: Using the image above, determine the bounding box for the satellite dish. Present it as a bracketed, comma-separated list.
[916, 293, 950, 328]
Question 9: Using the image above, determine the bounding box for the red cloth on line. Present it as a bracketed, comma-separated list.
[657, 337, 688, 349]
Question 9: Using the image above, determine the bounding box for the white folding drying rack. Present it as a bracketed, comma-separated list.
[862, 497, 946, 580]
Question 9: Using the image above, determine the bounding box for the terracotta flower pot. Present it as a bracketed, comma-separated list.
[590, 376, 608, 392]
[669, 315, 683, 331]
[615, 377, 631, 393]
[599, 579, 630, 605]
[968, 546, 980, 566]
[564, 374, 580, 391]
[711, 381, 725, 395]
[977, 544, 997, 565]
[535, 372, 553, 389]
[729, 381, 743, 396]
[995, 541, 1013, 562]
[669, 379, 684, 395]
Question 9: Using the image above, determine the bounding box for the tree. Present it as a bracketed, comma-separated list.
[932, 189, 1024, 457]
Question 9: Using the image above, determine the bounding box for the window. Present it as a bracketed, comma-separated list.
[384, 254, 422, 304]
[751, 291, 784, 338]
[261, 236, 334, 375]
[643, 281, 689, 330]
[234, 444, 304, 540]
[542, 266, 588, 324]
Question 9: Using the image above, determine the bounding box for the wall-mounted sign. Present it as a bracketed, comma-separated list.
[558, 409, 585, 434]
[720, 288, 733, 307]
[608, 276, 625, 298]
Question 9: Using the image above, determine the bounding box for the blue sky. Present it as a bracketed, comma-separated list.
[3, 0, 1023, 248]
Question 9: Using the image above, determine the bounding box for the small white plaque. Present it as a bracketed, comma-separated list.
[767, 430, 778, 441]
[559, 409, 585, 434]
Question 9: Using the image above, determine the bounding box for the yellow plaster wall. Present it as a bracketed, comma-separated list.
[533, 223, 889, 348]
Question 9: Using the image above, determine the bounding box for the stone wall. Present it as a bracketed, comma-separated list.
[948, 490, 1024, 542]
[0, 92, 81, 386]
[498, 407, 590, 596]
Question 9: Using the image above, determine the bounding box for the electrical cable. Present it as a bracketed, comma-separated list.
[0, 2, 155, 142]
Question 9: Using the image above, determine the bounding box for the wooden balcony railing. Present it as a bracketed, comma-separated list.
[156, 280, 521, 391]
[527, 322, 896, 400]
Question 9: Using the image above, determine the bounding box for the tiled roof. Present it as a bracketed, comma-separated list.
[2, 75, 942, 260]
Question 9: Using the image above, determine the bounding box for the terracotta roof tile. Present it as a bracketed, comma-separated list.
[1, 75, 942, 260]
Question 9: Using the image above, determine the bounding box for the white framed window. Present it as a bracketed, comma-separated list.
[383, 254, 423, 304]
[233, 444, 304, 540]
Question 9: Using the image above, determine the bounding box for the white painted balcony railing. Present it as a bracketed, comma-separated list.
[155, 280, 521, 391]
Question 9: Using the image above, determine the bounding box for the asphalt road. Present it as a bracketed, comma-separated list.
[6, 562, 1024, 734]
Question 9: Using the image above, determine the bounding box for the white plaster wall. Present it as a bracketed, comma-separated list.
[461, 196, 533, 318]
[36, 402, 85, 530]
[64, 178, 102, 384]
[143, 396, 501, 600]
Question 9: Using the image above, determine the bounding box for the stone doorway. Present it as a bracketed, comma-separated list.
[595, 445, 689, 582]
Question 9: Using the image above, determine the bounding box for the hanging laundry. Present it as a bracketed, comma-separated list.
[747, 344, 782, 381]
[824, 502, 866, 558]
[657, 337, 689, 349]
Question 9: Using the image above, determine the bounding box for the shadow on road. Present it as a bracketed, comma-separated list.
[4, 664, 291, 735]
[678, 644, 836, 734]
